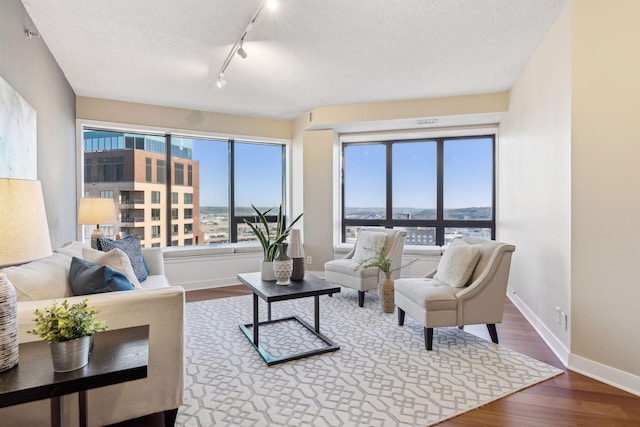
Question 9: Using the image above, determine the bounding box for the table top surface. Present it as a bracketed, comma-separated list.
[0, 325, 149, 408]
[238, 272, 340, 302]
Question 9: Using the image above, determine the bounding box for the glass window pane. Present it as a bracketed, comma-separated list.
[344, 144, 386, 220]
[443, 138, 493, 220]
[392, 141, 436, 220]
[182, 137, 230, 246]
[444, 227, 492, 245]
[397, 226, 437, 245]
[234, 142, 283, 212]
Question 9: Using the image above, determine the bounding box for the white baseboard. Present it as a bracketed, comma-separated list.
[507, 287, 640, 397]
[569, 354, 640, 397]
[507, 287, 570, 366]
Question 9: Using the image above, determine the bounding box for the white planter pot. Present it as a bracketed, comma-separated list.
[261, 261, 276, 281]
[50, 335, 91, 372]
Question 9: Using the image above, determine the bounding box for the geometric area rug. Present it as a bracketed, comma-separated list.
[177, 291, 563, 426]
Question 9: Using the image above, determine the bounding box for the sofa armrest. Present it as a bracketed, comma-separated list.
[14, 286, 185, 426]
[142, 247, 165, 276]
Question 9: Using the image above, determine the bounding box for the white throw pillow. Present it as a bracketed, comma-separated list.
[82, 247, 142, 289]
[434, 239, 481, 287]
[353, 231, 388, 262]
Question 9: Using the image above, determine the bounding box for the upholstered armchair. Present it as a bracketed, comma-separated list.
[324, 228, 407, 307]
[394, 237, 515, 350]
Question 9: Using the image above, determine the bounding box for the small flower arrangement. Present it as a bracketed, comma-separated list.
[28, 299, 107, 343]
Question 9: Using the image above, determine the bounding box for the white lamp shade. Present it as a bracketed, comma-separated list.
[0, 179, 53, 267]
[78, 198, 116, 226]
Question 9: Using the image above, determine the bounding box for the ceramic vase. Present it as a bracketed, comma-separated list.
[273, 243, 293, 285]
[50, 335, 92, 372]
[288, 229, 305, 281]
[378, 272, 395, 313]
[261, 261, 276, 282]
[0, 273, 18, 372]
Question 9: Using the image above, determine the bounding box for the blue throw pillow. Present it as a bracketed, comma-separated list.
[69, 257, 134, 296]
[97, 234, 148, 282]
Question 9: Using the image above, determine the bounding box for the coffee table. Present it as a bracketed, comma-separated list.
[237, 272, 340, 366]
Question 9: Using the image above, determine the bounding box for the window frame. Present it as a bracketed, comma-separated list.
[341, 135, 496, 246]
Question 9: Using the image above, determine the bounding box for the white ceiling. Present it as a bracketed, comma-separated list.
[21, 0, 568, 121]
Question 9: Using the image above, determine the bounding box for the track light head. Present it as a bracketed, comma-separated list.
[237, 46, 247, 59]
[216, 74, 226, 88]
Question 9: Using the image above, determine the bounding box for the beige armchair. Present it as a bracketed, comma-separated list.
[394, 237, 515, 350]
[324, 228, 407, 307]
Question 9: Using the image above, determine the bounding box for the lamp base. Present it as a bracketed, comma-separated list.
[90, 228, 104, 249]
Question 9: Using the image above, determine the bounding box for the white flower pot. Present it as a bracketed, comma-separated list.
[261, 261, 276, 281]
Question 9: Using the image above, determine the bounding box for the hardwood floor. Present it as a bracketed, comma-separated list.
[114, 285, 640, 426]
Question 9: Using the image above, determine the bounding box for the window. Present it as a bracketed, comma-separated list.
[172, 224, 178, 235]
[184, 223, 193, 234]
[188, 165, 193, 186]
[184, 193, 193, 204]
[157, 160, 166, 184]
[171, 192, 178, 204]
[151, 208, 161, 221]
[175, 163, 184, 185]
[151, 191, 161, 204]
[342, 135, 495, 245]
[99, 190, 114, 199]
[151, 226, 160, 238]
[145, 158, 152, 182]
[184, 208, 193, 219]
[171, 208, 179, 220]
[84, 158, 92, 183]
[184, 238, 193, 245]
[97, 156, 124, 181]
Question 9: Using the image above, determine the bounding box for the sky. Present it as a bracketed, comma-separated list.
[185, 136, 492, 209]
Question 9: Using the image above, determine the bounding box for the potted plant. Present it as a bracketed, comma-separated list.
[243, 205, 303, 281]
[28, 299, 107, 372]
[356, 238, 415, 313]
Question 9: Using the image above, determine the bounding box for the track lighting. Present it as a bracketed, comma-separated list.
[25, 29, 41, 39]
[216, 74, 226, 88]
[215, 0, 277, 89]
[236, 42, 247, 59]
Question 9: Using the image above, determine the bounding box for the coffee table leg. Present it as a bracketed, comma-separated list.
[79, 390, 87, 427]
[314, 295, 320, 333]
[253, 293, 259, 346]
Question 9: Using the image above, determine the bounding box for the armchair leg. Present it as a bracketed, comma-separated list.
[358, 291, 365, 307]
[487, 323, 499, 344]
[398, 308, 405, 326]
[424, 327, 433, 350]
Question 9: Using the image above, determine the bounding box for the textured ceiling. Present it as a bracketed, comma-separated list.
[21, 0, 568, 121]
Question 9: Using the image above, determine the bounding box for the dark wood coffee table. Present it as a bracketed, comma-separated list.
[237, 272, 340, 365]
[0, 325, 149, 427]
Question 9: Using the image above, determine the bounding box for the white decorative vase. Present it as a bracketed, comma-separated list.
[0, 273, 18, 372]
[261, 261, 276, 282]
[273, 243, 293, 285]
[50, 335, 92, 372]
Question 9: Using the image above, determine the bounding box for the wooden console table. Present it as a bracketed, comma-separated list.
[0, 325, 149, 427]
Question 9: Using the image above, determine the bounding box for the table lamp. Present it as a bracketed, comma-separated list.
[0, 178, 53, 372]
[78, 198, 116, 249]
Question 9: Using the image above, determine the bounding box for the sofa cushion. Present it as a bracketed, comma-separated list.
[69, 257, 134, 295]
[324, 258, 380, 278]
[140, 275, 171, 290]
[394, 278, 458, 311]
[98, 235, 148, 282]
[434, 239, 481, 288]
[82, 247, 142, 289]
[353, 231, 387, 262]
[2, 253, 73, 302]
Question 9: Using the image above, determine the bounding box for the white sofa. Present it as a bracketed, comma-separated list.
[0, 242, 184, 427]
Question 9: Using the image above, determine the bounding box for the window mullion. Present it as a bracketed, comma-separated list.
[436, 138, 444, 246]
[229, 139, 236, 243]
[386, 142, 393, 228]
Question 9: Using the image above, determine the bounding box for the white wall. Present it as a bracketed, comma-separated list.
[498, 5, 572, 360]
[0, 0, 77, 248]
[570, 0, 640, 383]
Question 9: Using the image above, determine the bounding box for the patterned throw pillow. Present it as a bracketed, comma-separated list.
[82, 247, 142, 288]
[97, 235, 148, 282]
